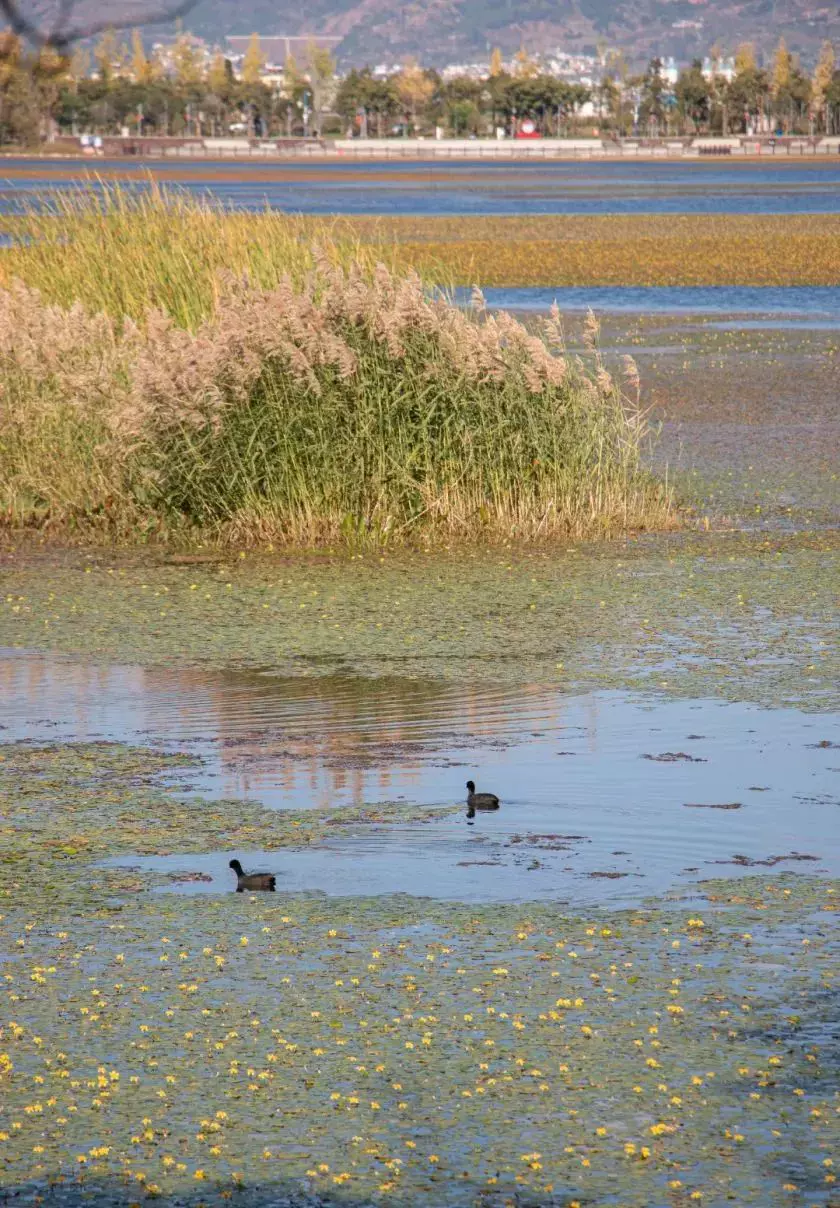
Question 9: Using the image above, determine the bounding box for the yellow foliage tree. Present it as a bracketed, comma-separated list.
[173, 32, 202, 89]
[207, 52, 230, 97]
[0, 29, 22, 85]
[306, 40, 336, 136]
[130, 30, 155, 85]
[513, 47, 539, 78]
[734, 43, 756, 75]
[395, 57, 434, 131]
[242, 33, 265, 86]
[771, 37, 791, 97]
[94, 28, 121, 81]
[489, 47, 503, 77]
[812, 40, 835, 127]
[68, 47, 90, 84]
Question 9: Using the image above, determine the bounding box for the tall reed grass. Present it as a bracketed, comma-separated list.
[0, 183, 394, 327]
[0, 188, 674, 545]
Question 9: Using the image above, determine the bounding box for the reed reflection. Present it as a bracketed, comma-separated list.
[142, 668, 568, 810]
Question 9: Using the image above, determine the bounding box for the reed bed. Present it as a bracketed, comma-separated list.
[0, 184, 399, 327]
[0, 189, 674, 545]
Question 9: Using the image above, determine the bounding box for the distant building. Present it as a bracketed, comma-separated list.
[225, 35, 342, 71]
[702, 55, 736, 82]
[660, 56, 680, 85]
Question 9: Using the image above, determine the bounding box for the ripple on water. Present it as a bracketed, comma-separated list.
[2, 650, 837, 905]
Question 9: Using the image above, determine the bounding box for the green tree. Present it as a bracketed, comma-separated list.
[639, 58, 666, 133]
[0, 32, 37, 145]
[826, 68, 840, 134]
[597, 72, 620, 131]
[601, 50, 633, 135]
[440, 75, 483, 134]
[675, 59, 710, 131]
[335, 68, 397, 137]
[493, 74, 583, 136]
[725, 64, 769, 132]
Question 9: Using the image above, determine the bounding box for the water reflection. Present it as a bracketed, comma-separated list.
[2, 650, 838, 904]
[0, 652, 569, 810]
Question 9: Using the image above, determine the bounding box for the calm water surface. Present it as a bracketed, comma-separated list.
[2, 157, 840, 214]
[464, 285, 840, 321]
[2, 651, 836, 905]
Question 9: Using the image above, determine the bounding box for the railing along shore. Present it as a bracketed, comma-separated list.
[28, 134, 840, 160]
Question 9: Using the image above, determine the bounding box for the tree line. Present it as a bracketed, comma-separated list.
[0, 29, 838, 146]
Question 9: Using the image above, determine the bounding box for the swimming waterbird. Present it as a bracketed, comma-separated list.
[229, 858, 276, 892]
[466, 779, 500, 819]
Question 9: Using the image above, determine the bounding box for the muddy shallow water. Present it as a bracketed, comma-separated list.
[3, 651, 837, 905]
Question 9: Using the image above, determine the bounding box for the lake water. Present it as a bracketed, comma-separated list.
[2, 651, 836, 905]
[457, 284, 840, 321]
[2, 157, 840, 215]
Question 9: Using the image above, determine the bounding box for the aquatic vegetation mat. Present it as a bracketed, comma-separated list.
[602, 319, 840, 530]
[0, 740, 837, 1206]
[5, 199, 839, 300]
[1, 531, 837, 711]
[374, 214, 840, 288]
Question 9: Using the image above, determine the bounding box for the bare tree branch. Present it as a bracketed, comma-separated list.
[0, 0, 198, 53]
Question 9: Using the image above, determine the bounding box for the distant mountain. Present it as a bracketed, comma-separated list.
[181, 0, 839, 67]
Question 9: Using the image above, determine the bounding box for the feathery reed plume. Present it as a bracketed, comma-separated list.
[0, 192, 675, 543]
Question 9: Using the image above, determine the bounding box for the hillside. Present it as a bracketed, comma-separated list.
[183, 0, 838, 66]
